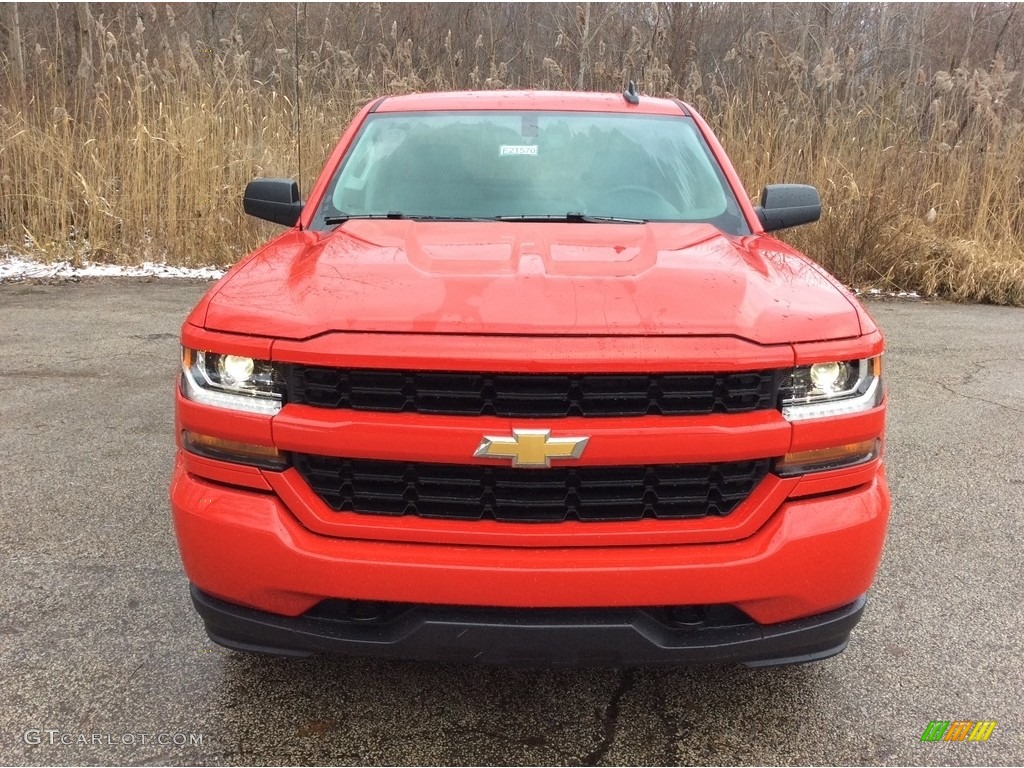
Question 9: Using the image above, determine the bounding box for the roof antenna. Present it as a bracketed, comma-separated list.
[622, 80, 640, 105]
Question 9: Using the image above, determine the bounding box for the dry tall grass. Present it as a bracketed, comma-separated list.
[1, 4, 1022, 304]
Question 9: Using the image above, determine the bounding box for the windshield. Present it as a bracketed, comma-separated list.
[312, 111, 749, 234]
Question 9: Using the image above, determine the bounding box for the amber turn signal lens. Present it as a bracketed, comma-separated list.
[775, 438, 880, 477]
[181, 431, 288, 470]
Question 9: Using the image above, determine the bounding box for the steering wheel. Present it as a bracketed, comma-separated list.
[603, 185, 670, 203]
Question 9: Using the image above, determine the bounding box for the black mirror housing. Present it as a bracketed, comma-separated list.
[754, 184, 821, 232]
[243, 178, 302, 227]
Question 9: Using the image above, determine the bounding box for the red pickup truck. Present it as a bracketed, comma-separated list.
[171, 89, 889, 666]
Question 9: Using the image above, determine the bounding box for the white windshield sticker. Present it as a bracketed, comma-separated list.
[499, 145, 538, 156]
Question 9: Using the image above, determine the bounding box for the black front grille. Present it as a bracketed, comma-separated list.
[293, 455, 770, 523]
[284, 366, 778, 417]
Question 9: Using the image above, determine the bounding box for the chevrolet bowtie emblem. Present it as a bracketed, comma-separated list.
[473, 429, 590, 468]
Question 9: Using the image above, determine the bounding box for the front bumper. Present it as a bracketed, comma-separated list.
[192, 585, 866, 667]
[172, 458, 889, 657]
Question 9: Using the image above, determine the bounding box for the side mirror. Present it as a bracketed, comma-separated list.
[754, 184, 821, 232]
[243, 178, 302, 227]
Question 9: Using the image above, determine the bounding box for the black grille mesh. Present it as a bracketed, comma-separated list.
[284, 366, 777, 417]
[293, 455, 770, 523]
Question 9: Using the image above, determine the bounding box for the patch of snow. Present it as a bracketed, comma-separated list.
[0, 252, 226, 282]
[852, 286, 922, 300]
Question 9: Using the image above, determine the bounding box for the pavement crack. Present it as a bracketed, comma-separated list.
[580, 669, 636, 766]
[936, 381, 1024, 414]
[125, 660, 145, 682]
[649, 673, 677, 765]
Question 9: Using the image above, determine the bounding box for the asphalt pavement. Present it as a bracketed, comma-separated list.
[0, 279, 1021, 766]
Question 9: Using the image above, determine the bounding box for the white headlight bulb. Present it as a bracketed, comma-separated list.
[219, 355, 255, 386]
[809, 361, 844, 394]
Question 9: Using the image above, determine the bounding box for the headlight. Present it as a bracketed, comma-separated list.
[181, 348, 284, 414]
[780, 356, 883, 421]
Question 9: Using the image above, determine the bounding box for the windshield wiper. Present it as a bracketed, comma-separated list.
[409, 215, 493, 222]
[495, 212, 647, 224]
[324, 212, 491, 226]
[323, 212, 406, 225]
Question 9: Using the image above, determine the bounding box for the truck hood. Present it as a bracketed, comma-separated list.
[203, 221, 861, 344]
